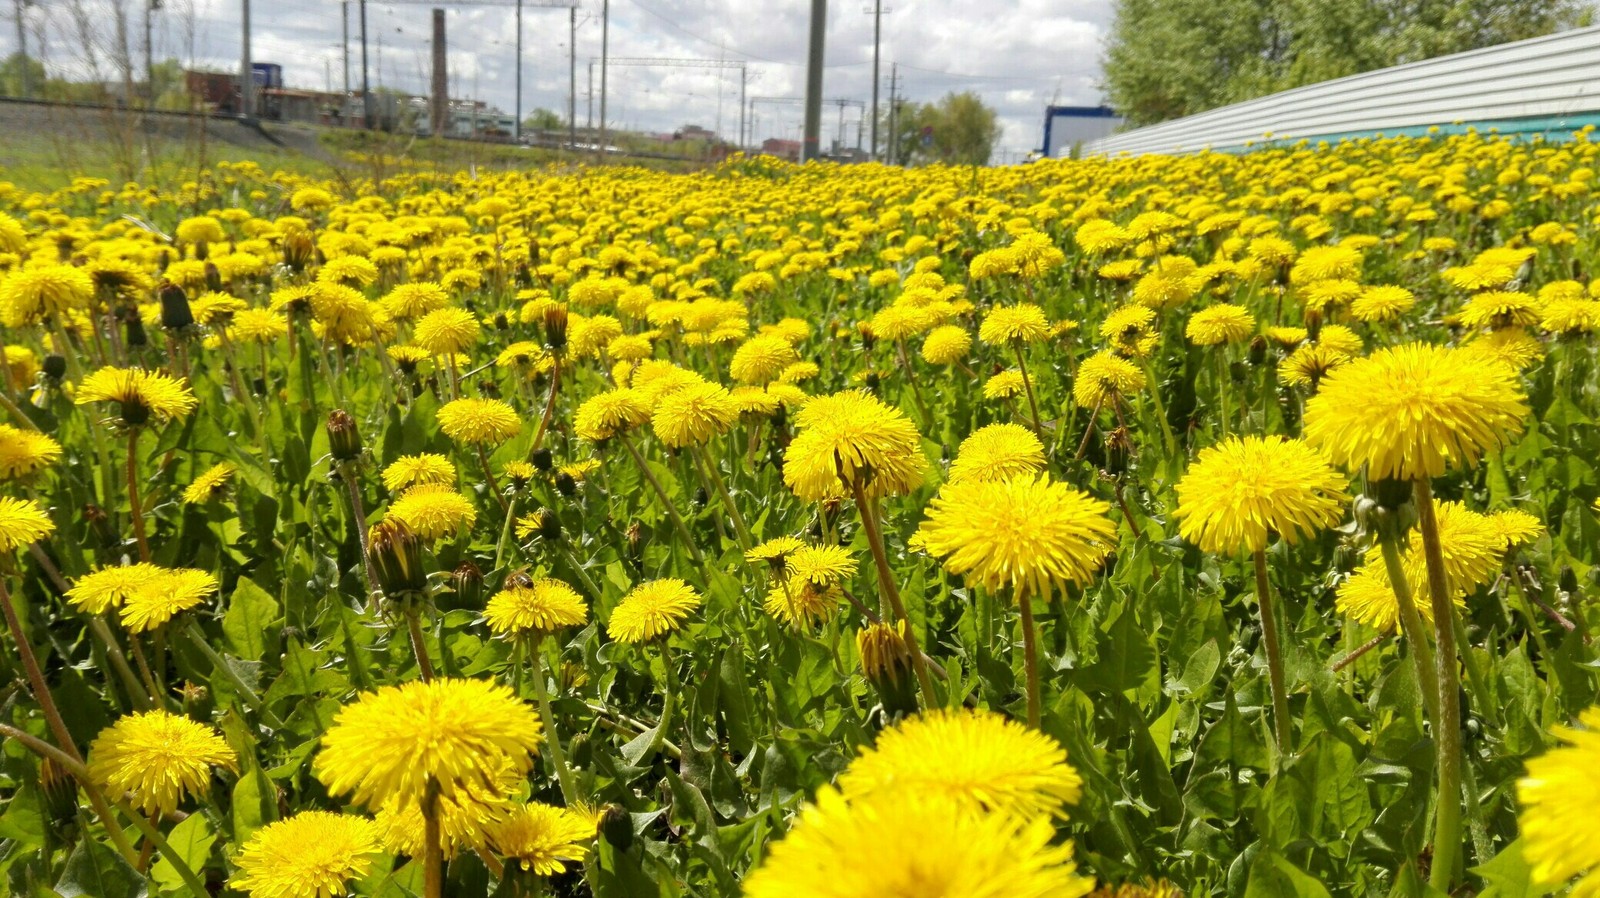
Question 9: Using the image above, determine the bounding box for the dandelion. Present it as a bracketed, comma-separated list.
[413, 307, 481, 356]
[983, 369, 1026, 400]
[1, 265, 95, 327]
[1174, 436, 1347, 555]
[486, 802, 595, 875]
[948, 423, 1046, 484]
[0, 497, 54, 552]
[231, 812, 382, 898]
[1072, 351, 1146, 408]
[607, 578, 701, 644]
[437, 398, 523, 445]
[574, 388, 651, 442]
[837, 709, 1081, 819]
[921, 325, 972, 365]
[651, 381, 740, 447]
[1517, 707, 1600, 898]
[87, 710, 236, 815]
[782, 390, 925, 503]
[382, 454, 457, 492]
[66, 563, 161, 614]
[76, 367, 198, 426]
[484, 579, 588, 638]
[742, 787, 1095, 898]
[979, 304, 1050, 346]
[0, 424, 62, 479]
[181, 461, 235, 504]
[387, 484, 477, 541]
[729, 333, 800, 385]
[1350, 285, 1416, 323]
[120, 567, 218, 632]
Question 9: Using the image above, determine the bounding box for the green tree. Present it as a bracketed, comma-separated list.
[880, 92, 1001, 166]
[1104, 0, 1586, 126]
[522, 107, 565, 132]
[0, 52, 47, 99]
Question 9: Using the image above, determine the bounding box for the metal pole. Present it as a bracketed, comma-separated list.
[144, 0, 155, 107]
[514, 0, 522, 142]
[239, 0, 253, 120]
[870, 0, 880, 160]
[431, 8, 446, 136]
[360, 0, 372, 128]
[739, 66, 747, 149]
[801, 0, 825, 161]
[586, 60, 593, 131]
[568, 6, 576, 149]
[887, 62, 897, 165]
[598, 0, 608, 153]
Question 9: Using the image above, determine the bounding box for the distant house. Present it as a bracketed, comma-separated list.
[761, 138, 801, 162]
[1042, 105, 1123, 157]
[677, 124, 716, 142]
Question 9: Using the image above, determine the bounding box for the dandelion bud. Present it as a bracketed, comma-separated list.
[450, 560, 484, 608]
[568, 732, 592, 767]
[858, 322, 876, 351]
[865, 371, 880, 392]
[494, 312, 510, 331]
[282, 228, 315, 271]
[857, 620, 918, 717]
[554, 471, 577, 497]
[531, 447, 554, 472]
[41, 355, 66, 381]
[693, 486, 708, 509]
[542, 306, 569, 353]
[600, 804, 634, 851]
[204, 262, 222, 293]
[124, 314, 148, 348]
[367, 519, 427, 601]
[38, 756, 79, 826]
[326, 409, 362, 462]
[1103, 426, 1134, 477]
[1559, 565, 1578, 596]
[1362, 478, 1416, 538]
[626, 521, 645, 562]
[158, 281, 194, 331]
[85, 503, 116, 548]
[1248, 335, 1267, 365]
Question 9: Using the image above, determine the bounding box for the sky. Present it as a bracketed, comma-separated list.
[9, 0, 1114, 160]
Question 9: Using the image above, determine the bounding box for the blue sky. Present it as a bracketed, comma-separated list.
[9, 0, 1112, 158]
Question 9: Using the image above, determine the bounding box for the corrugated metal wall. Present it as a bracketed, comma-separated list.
[1085, 25, 1600, 157]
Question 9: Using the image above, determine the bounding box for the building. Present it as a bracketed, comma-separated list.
[1042, 105, 1123, 157]
[262, 88, 350, 126]
[760, 138, 801, 162]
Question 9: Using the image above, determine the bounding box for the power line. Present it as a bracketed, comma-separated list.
[893, 61, 1062, 82]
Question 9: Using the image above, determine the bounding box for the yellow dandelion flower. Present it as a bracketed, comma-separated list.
[76, 367, 198, 426]
[574, 388, 651, 442]
[487, 802, 595, 875]
[413, 307, 481, 356]
[87, 710, 236, 816]
[782, 390, 926, 503]
[1517, 707, 1600, 898]
[120, 567, 218, 632]
[388, 483, 477, 541]
[1488, 509, 1543, 549]
[181, 461, 235, 504]
[978, 304, 1050, 346]
[1303, 343, 1529, 480]
[1, 265, 94, 327]
[916, 474, 1116, 599]
[0, 496, 53, 553]
[437, 397, 523, 445]
[837, 709, 1081, 819]
[228, 308, 288, 343]
[742, 787, 1094, 898]
[730, 333, 800, 385]
[762, 579, 840, 630]
[1350, 285, 1416, 323]
[0, 424, 62, 479]
[746, 535, 805, 569]
[66, 563, 162, 615]
[984, 369, 1026, 400]
[651, 380, 740, 447]
[1185, 304, 1255, 346]
[922, 325, 972, 365]
[381, 282, 450, 320]
[484, 579, 588, 637]
[1458, 290, 1542, 330]
[1073, 351, 1146, 408]
[1173, 436, 1348, 555]
[382, 453, 457, 492]
[607, 578, 702, 644]
[313, 677, 543, 812]
[948, 423, 1045, 484]
[231, 812, 382, 898]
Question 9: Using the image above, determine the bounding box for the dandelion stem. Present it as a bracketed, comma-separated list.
[1215, 351, 1230, 439]
[1017, 588, 1042, 729]
[620, 435, 704, 567]
[476, 444, 510, 514]
[893, 339, 932, 431]
[126, 430, 150, 563]
[696, 444, 752, 550]
[530, 643, 581, 803]
[1252, 548, 1293, 756]
[529, 355, 563, 455]
[341, 464, 376, 596]
[1139, 357, 1178, 457]
[1376, 531, 1440, 724]
[645, 643, 679, 761]
[848, 479, 938, 704]
[183, 618, 285, 729]
[1014, 345, 1044, 438]
[422, 778, 444, 898]
[89, 616, 152, 712]
[407, 609, 437, 681]
[1415, 478, 1464, 891]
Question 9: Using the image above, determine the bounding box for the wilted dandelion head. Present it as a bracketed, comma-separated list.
[948, 423, 1045, 485]
[837, 709, 1082, 819]
[1303, 343, 1529, 480]
[1517, 707, 1600, 898]
[313, 677, 543, 812]
[1173, 436, 1347, 555]
[437, 397, 523, 445]
[87, 710, 236, 816]
[782, 390, 925, 503]
[916, 474, 1116, 599]
[485, 578, 588, 637]
[231, 812, 382, 898]
[741, 786, 1095, 898]
[607, 578, 702, 644]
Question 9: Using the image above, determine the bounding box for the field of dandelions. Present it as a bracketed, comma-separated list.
[0, 133, 1598, 898]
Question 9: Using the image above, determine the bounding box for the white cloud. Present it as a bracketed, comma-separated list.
[10, 0, 1114, 157]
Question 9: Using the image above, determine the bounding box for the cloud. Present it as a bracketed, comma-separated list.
[11, 0, 1113, 158]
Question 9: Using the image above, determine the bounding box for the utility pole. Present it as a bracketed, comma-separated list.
[739, 67, 748, 149]
[801, 0, 825, 161]
[598, 0, 609, 153]
[360, 0, 372, 128]
[144, 0, 158, 107]
[430, 9, 446, 136]
[887, 62, 898, 165]
[341, 1, 350, 124]
[239, 0, 253, 121]
[869, 0, 881, 160]
[514, 0, 522, 141]
[568, 6, 576, 148]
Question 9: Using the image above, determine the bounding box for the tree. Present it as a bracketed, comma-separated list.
[522, 107, 564, 132]
[880, 91, 1002, 166]
[0, 52, 46, 99]
[1103, 0, 1587, 126]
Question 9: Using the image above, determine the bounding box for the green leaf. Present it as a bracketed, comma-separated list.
[1474, 838, 1535, 898]
[223, 576, 282, 662]
[55, 837, 147, 898]
[151, 813, 216, 895]
[1243, 849, 1333, 898]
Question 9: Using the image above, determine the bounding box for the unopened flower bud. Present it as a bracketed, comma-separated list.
[600, 804, 634, 850]
[450, 560, 484, 609]
[531, 507, 562, 541]
[531, 447, 554, 472]
[42, 355, 66, 381]
[857, 620, 918, 718]
[554, 471, 577, 497]
[543, 306, 569, 353]
[158, 281, 194, 330]
[326, 409, 362, 462]
[368, 519, 426, 601]
[1248, 335, 1267, 365]
[38, 756, 79, 826]
[282, 228, 315, 271]
[1103, 426, 1134, 477]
